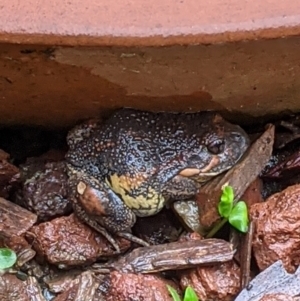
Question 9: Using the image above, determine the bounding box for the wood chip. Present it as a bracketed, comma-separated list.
[94, 238, 235, 274]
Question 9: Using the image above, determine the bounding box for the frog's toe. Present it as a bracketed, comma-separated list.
[117, 232, 150, 247]
[90, 220, 122, 253]
[73, 202, 121, 252]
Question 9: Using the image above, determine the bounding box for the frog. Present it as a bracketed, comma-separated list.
[65, 108, 250, 252]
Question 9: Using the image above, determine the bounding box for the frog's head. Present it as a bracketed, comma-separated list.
[179, 113, 250, 182]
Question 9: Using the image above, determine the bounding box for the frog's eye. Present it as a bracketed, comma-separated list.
[207, 139, 225, 154]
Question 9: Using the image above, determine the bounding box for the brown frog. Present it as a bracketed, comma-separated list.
[66, 108, 249, 251]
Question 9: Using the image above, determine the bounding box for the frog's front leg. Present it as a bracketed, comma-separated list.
[163, 175, 199, 200]
[68, 166, 149, 252]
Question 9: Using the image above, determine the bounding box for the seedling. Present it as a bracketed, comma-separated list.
[0, 248, 17, 271]
[167, 285, 199, 301]
[206, 184, 249, 238]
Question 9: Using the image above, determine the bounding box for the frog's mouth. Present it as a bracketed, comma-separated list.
[179, 155, 220, 177]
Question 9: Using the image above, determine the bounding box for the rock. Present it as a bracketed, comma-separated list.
[45, 269, 83, 294]
[0, 274, 46, 301]
[172, 199, 207, 236]
[52, 271, 101, 301]
[17, 160, 72, 221]
[28, 213, 130, 267]
[180, 260, 240, 301]
[251, 184, 300, 273]
[105, 271, 179, 301]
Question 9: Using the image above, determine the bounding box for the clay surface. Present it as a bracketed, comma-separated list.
[1, 39, 300, 128]
[0, 0, 300, 46]
[0, 1, 300, 127]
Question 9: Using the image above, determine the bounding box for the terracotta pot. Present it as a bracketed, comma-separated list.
[0, 0, 300, 127]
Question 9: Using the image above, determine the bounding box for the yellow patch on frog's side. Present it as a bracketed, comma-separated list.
[107, 173, 165, 217]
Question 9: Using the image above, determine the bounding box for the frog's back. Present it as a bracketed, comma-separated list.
[98, 108, 213, 166]
[102, 108, 213, 149]
[68, 108, 213, 182]
[105, 108, 213, 140]
[66, 108, 212, 179]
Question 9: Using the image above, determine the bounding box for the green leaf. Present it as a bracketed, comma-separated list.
[0, 248, 17, 270]
[221, 185, 234, 203]
[228, 201, 249, 233]
[167, 285, 182, 301]
[183, 286, 199, 301]
[218, 185, 234, 218]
